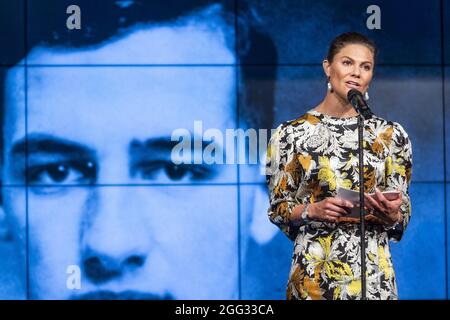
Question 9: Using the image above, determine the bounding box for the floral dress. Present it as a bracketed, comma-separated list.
[266, 109, 413, 300]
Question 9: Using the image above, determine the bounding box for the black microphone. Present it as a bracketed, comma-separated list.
[347, 89, 373, 120]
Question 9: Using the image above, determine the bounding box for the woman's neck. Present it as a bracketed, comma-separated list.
[315, 92, 358, 118]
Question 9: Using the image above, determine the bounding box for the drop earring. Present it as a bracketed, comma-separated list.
[364, 90, 369, 101]
[327, 77, 333, 92]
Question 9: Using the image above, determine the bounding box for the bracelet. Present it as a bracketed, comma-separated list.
[300, 204, 310, 223]
[394, 211, 403, 224]
[387, 214, 402, 230]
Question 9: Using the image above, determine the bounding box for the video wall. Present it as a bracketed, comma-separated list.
[0, 0, 448, 299]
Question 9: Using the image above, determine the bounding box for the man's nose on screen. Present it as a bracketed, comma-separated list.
[80, 187, 149, 284]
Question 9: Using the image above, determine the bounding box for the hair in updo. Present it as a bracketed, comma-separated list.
[326, 32, 378, 63]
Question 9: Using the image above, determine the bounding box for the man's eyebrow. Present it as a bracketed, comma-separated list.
[11, 134, 96, 157]
[130, 137, 181, 152]
[129, 136, 224, 154]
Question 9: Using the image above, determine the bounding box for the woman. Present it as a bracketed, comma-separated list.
[266, 32, 412, 300]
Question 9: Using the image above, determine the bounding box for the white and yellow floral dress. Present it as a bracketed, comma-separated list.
[266, 109, 413, 300]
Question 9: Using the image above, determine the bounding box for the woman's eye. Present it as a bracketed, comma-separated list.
[343, 60, 351, 65]
[28, 161, 96, 185]
[364, 65, 371, 71]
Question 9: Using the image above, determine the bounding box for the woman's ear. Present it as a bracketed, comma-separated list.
[322, 59, 331, 78]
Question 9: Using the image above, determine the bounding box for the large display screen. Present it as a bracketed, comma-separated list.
[0, 0, 448, 299]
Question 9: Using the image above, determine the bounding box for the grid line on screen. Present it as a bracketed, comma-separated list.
[439, 0, 448, 299]
[2, 63, 449, 68]
[235, 0, 242, 300]
[0, 181, 447, 188]
[24, 0, 30, 301]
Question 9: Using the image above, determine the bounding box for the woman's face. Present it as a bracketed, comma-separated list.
[324, 43, 374, 101]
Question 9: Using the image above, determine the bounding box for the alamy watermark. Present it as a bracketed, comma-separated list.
[171, 121, 278, 176]
[66, 5, 81, 30]
[366, 5, 381, 30]
[66, 265, 81, 290]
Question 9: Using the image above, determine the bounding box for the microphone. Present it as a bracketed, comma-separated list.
[347, 89, 373, 119]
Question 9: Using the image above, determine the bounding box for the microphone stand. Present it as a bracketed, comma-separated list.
[357, 114, 367, 300]
[348, 89, 372, 300]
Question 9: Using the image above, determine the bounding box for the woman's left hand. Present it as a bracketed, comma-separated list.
[364, 187, 403, 225]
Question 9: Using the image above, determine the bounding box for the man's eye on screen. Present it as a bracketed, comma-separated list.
[134, 160, 215, 182]
[27, 160, 97, 185]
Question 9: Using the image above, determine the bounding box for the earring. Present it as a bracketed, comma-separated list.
[364, 90, 369, 101]
[327, 77, 333, 92]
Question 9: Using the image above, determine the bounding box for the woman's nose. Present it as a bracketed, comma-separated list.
[352, 66, 361, 77]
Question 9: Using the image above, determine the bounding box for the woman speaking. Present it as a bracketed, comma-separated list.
[266, 32, 413, 300]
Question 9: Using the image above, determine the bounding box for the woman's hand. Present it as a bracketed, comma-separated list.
[364, 187, 403, 225]
[308, 197, 354, 223]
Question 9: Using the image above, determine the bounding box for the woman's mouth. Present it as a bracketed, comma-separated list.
[345, 81, 361, 89]
[345, 81, 361, 90]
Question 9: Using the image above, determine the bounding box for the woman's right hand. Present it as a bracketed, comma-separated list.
[308, 197, 354, 223]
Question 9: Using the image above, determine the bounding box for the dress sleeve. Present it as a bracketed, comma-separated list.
[384, 122, 413, 242]
[266, 124, 305, 241]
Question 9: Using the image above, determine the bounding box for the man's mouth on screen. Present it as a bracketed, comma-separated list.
[71, 290, 175, 300]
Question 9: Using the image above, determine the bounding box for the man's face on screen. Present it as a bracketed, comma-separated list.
[2, 21, 242, 299]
